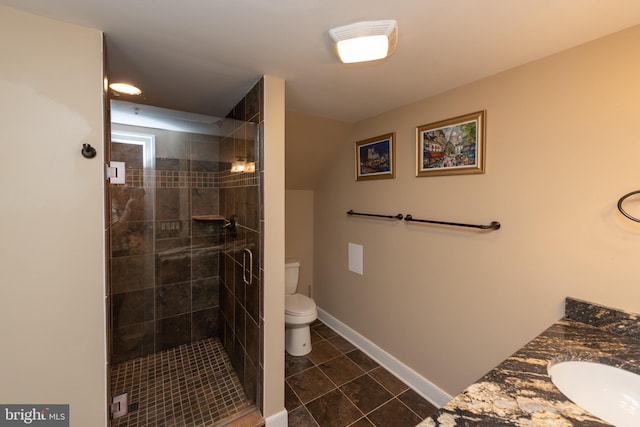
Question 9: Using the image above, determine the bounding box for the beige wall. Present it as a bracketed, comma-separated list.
[262, 75, 287, 422]
[284, 111, 352, 299]
[285, 110, 352, 190]
[0, 6, 106, 425]
[285, 190, 314, 296]
[313, 25, 640, 396]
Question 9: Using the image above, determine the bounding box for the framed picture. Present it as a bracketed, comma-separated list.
[416, 110, 485, 177]
[355, 133, 395, 181]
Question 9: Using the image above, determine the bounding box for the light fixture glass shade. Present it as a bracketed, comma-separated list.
[231, 159, 256, 173]
[109, 82, 142, 96]
[231, 160, 246, 173]
[329, 20, 397, 64]
[336, 35, 389, 64]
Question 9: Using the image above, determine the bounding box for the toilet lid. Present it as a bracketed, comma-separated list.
[285, 294, 316, 316]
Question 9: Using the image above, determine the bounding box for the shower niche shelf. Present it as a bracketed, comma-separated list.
[192, 215, 226, 221]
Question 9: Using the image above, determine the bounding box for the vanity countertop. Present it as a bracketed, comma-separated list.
[419, 297, 640, 426]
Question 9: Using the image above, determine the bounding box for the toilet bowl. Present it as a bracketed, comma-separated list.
[284, 259, 317, 356]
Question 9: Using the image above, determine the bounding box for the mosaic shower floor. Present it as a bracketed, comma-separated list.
[110, 338, 254, 427]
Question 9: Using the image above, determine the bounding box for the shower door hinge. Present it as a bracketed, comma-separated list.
[111, 392, 128, 419]
[106, 161, 126, 184]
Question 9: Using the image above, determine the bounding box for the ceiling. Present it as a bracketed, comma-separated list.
[2, 0, 640, 122]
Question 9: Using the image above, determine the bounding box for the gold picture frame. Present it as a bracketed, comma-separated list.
[416, 111, 485, 177]
[355, 132, 395, 181]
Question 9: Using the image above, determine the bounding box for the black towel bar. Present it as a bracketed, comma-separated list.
[404, 214, 501, 230]
[346, 210, 500, 230]
[346, 210, 404, 220]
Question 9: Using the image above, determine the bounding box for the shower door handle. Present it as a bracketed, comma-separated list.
[242, 248, 253, 286]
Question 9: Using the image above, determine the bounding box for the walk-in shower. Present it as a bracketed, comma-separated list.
[106, 79, 264, 426]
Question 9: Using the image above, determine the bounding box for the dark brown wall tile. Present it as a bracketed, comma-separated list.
[192, 247, 219, 280]
[192, 188, 219, 216]
[244, 356, 257, 405]
[156, 250, 191, 286]
[111, 221, 154, 257]
[155, 282, 191, 318]
[112, 289, 154, 328]
[231, 336, 245, 382]
[155, 188, 181, 220]
[192, 307, 219, 341]
[234, 298, 246, 347]
[220, 283, 233, 324]
[111, 255, 155, 293]
[192, 277, 219, 311]
[155, 314, 191, 352]
[245, 316, 259, 367]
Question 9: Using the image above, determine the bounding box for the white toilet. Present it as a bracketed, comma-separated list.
[284, 259, 317, 356]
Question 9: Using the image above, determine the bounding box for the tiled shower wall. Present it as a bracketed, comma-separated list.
[219, 78, 264, 409]
[110, 128, 224, 364]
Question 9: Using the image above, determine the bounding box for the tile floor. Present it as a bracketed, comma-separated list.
[110, 338, 254, 427]
[109, 322, 437, 427]
[285, 321, 438, 427]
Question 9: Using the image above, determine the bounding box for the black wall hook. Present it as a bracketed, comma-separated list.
[81, 143, 97, 159]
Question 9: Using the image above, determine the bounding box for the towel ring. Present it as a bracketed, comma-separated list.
[617, 190, 640, 223]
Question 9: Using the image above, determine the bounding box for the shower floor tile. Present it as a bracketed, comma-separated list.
[111, 338, 254, 427]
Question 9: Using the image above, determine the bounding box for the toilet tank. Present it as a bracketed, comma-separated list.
[285, 258, 300, 295]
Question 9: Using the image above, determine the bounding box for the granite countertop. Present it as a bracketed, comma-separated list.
[419, 297, 640, 426]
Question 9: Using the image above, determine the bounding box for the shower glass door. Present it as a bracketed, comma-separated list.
[107, 98, 262, 426]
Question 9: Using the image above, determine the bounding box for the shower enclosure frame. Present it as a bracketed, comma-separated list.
[104, 79, 265, 424]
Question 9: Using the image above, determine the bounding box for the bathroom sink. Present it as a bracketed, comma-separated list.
[548, 360, 640, 427]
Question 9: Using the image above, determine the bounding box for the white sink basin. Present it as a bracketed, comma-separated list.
[549, 360, 640, 427]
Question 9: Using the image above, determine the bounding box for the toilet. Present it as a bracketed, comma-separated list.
[285, 259, 317, 356]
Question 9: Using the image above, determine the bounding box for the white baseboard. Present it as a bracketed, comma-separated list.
[317, 308, 452, 408]
[264, 408, 287, 427]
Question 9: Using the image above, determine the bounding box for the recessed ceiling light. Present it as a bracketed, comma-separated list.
[329, 20, 397, 64]
[109, 82, 142, 96]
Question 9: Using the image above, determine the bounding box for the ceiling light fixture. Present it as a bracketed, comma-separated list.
[109, 82, 142, 96]
[329, 20, 397, 64]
